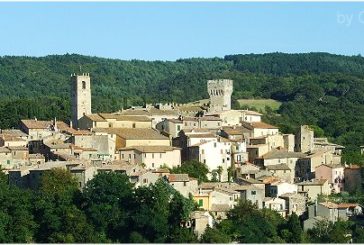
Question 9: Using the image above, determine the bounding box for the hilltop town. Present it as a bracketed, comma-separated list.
[1, 73, 364, 240]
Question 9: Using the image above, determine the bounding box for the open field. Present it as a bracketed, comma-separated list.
[237, 99, 282, 112]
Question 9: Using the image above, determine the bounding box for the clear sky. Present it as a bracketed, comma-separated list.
[0, 2, 363, 61]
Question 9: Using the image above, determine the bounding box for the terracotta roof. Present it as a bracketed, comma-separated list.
[297, 179, 328, 186]
[99, 113, 151, 122]
[119, 145, 179, 153]
[0, 147, 11, 153]
[84, 114, 107, 122]
[262, 149, 307, 159]
[251, 122, 279, 129]
[153, 168, 170, 173]
[21, 119, 52, 129]
[28, 154, 45, 159]
[0, 135, 26, 142]
[168, 174, 189, 182]
[0, 129, 27, 137]
[214, 187, 239, 195]
[210, 204, 230, 212]
[316, 164, 344, 169]
[319, 202, 360, 209]
[266, 164, 291, 171]
[259, 176, 281, 184]
[93, 128, 168, 140]
[8, 146, 28, 151]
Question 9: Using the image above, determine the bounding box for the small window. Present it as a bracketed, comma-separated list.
[82, 81, 86, 89]
[183, 182, 187, 186]
[152, 153, 154, 159]
[129, 154, 132, 159]
[251, 191, 256, 195]
[198, 199, 203, 207]
[160, 153, 162, 158]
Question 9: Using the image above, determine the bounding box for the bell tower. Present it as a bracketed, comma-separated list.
[71, 73, 91, 129]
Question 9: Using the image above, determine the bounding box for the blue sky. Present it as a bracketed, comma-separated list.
[0, 2, 363, 61]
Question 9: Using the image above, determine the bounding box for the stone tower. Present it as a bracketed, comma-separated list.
[295, 125, 314, 153]
[207, 79, 233, 113]
[71, 73, 91, 129]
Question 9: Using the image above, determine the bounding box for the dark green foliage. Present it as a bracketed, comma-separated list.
[279, 213, 303, 243]
[33, 168, 98, 243]
[200, 226, 231, 243]
[306, 219, 352, 243]
[171, 160, 209, 183]
[82, 171, 134, 242]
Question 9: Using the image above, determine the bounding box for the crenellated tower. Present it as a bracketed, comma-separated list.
[207, 79, 233, 113]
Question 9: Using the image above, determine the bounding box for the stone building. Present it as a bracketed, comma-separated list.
[71, 73, 92, 129]
[295, 125, 314, 153]
[207, 79, 233, 113]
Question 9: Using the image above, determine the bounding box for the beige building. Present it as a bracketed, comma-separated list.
[93, 128, 170, 149]
[206, 109, 262, 126]
[280, 192, 307, 216]
[241, 121, 279, 138]
[78, 113, 152, 130]
[263, 197, 287, 217]
[167, 174, 199, 198]
[295, 125, 314, 153]
[72, 133, 116, 160]
[296, 150, 340, 180]
[297, 179, 331, 202]
[118, 145, 181, 169]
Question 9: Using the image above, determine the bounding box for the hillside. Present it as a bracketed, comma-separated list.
[0, 52, 364, 162]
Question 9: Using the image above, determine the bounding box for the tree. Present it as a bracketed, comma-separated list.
[200, 226, 231, 243]
[307, 219, 352, 243]
[33, 168, 97, 243]
[171, 160, 209, 183]
[279, 213, 303, 243]
[82, 171, 134, 242]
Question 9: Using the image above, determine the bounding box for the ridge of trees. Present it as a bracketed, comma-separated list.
[1, 168, 363, 243]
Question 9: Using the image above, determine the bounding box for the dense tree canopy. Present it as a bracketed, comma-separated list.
[2, 169, 364, 243]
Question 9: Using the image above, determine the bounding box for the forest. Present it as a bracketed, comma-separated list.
[0, 52, 364, 163]
[2, 168, 364, 243]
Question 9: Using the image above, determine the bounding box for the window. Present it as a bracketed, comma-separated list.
[152, 163, 155, 168]
[129, 154, 132, 159]
[222, 159, 225, 163]
[82, 81, 86, 89]
[160, 153, 162, 158]
[177, 125, 181, 131]
[198, 199, 203, 207]
[201, 149, 205, 154]
[134, 154, 136, 159]
[214, 143, 217, 148]
[251, 191, 256, 195]
[183, 182, 187, 186]
[152, 153, 154, 159]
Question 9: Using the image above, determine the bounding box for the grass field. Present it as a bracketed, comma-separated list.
[237, 99, 282, 112]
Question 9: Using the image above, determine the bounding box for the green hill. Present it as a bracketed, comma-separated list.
[0, 52, 364, 162]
